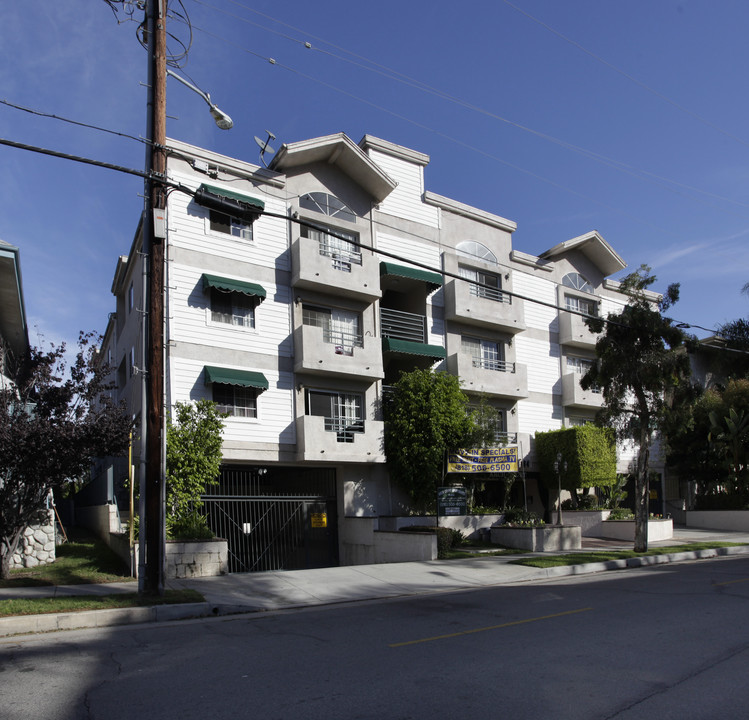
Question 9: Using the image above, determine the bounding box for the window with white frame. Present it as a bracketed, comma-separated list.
[567, 415, 593, 427]
[299, 192, 357, 224]
[305, 389, 364, 442]
[209, 209, 253, 241]
[456, 241, 497, 265]
[213, 384, 258, 418]
[459, 265, 505, 302]
[562, 272, 593, 294]
[303, 305, 362, 355]
[210, 288, 257, 328]
[566, 356, 600, 392]
[461, 336, 508, 372]
[300, 222, 361, 272]
[565, 294, 597, 316]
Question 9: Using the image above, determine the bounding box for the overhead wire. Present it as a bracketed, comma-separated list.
[182, 0, 749, 217]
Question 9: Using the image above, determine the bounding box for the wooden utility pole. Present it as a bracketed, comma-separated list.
[143, 0, 167, 596]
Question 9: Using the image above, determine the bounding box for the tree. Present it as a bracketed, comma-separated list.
[715, 318, 749, 379]
[384, 369, 474, 511]
[535, 425, 617, 506]
[581, 266, 691, 552]
[0, 333, 132, 578]
[165, 400, 225, 538]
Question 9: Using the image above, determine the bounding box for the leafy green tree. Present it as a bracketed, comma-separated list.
[0, 333, 132, 578]
[535, 426, 616, 506]
[384, 369, 474, 511]
[165, 400, 225, 538]
[581, 266, 691, 551]
[715, 318, 749, 379]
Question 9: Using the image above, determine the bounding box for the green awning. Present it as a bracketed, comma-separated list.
[202, 274, 266, 300]
[380, 262, 442, 290]
[197, 183, 265, 212]
[203, 366, 269, 391]
[382, 337, 447, 360]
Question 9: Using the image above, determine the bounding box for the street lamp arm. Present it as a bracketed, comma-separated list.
[165, 68, 233, 130]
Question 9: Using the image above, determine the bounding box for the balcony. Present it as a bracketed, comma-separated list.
[444, 278, 525, 333]
[447, 353, 528, 398]
[559, 311, 599, 349]
[296, 415, 385, 463]
[294, 325, 384, 380]
[291, 235, 381, 302]
[561, 372, 604, 409]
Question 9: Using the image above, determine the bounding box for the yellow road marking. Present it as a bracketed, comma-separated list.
[389, 607, 593, 648]
[715, 577, 749, 587]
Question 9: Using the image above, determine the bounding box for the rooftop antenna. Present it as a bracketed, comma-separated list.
[254, 130, 276, 168]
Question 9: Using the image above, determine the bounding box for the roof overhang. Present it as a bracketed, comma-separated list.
[0, 241, 29, 362]
[539, 231, 627, 277]
[270, 133, 397, 203]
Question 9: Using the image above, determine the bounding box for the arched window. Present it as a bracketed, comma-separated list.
[299, 192, 356, 224]
[456, 241, 497, 265]
[562, 272, 593, 294]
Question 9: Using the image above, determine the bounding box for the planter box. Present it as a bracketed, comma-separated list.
[377, 514, 504, 541]
[686, 511, 749, 532]
[490, 525, 581, 551]
[559, 510, 611, 537]
[601, 518, 673, 542]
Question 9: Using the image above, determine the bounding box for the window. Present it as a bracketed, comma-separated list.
[210, 288, 256, 328]
[566, 356, 600, 393]
[565, 294, 597, 316]
[567, 416, 593, 427]
[566, 355, 594, 374]
[459, 265, 505, 302]
[128, 347, 136, 378]
[299, 192, 356, 224]
[303, 305, 362, 355]
[213, 384, 257, 418]
[209, 209, 253, 241]
[562, 272, 593, 294]
[301, 223, 361, 272]
[128, 282, 134, 313]
[461, 336, 509, 372]
[456, 241, 497, 265]
[306, 389, 364, 442]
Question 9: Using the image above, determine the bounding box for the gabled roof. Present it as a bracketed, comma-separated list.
[539, 231, 627, 277]
[269, 133, 397, 203]
[0, 239, 29, 362]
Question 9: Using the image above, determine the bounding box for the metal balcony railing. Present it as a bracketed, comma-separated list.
[380, 307, 427, 343]
[320, 328, 364, 355]
[323, 417, 366, 443]
[468, 283, 509, 304]
[471, 357, 515, 373]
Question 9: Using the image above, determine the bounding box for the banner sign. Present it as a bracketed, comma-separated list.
[446, 446, 519, 474]
[437, 486, 468, 516]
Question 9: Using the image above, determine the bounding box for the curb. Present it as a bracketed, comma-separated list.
[0, 602, 211, 639]
[2, 546, 748, 638]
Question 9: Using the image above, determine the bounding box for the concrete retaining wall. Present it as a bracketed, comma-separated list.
[686, 511, 749, 532]
[560, 510, 611, 537]
[340, 518, 437, 565]
[491, 525, 581, 551]
[601, 518, 673, 542]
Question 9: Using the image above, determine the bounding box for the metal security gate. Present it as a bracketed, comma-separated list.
[202, 467, 338, 573]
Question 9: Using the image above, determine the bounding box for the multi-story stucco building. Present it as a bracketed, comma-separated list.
[100, 132, 656, 572]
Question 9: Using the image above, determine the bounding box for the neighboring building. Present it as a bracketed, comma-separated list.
[100, 132, 659, 572]
[0, 239, 57, 569]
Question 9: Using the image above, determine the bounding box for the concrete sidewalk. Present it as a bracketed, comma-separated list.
[2, 526, 749, 638]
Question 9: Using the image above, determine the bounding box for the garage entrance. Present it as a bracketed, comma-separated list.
[202, 466, 338, 573]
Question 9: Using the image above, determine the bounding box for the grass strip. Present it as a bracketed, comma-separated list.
[509, 542, 746, 568]
[2, 531, 133, 588]
[446, 548, 525, 559]
[0, 589, 205, 617]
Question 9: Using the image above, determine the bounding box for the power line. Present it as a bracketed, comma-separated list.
[182, 0, 749, 217]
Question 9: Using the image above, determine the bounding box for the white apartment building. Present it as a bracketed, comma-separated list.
[101, 132, 654, 572]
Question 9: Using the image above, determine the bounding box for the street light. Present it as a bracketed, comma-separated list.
[553, 452, 567, 526]
[165, 68, 234, 130]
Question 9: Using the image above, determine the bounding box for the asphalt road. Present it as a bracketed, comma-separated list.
[2, 556, 749, 720]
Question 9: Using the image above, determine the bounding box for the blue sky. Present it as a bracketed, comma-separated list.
[3, 1, 749, 350]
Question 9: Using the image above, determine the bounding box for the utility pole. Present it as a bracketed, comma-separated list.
[143, 0, 167, 596]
